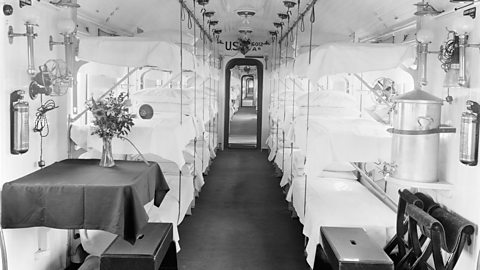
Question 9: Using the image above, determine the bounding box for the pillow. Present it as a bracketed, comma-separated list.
[131, 87, 194, 104]
[134, 102, 193, 115]
[318, 170, 357, 180]
[296, 90, 357, 108]
[296, 106, 361, 117]
[324, 162, 356, 172]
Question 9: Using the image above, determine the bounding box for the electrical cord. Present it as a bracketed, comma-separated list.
[439, 37, 456, 72]
[33, 99, 59, 137]
[34, 98, 58, 168]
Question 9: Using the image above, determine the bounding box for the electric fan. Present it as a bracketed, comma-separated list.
[29, 59, 72, 99]
[370, 77, 396, 105]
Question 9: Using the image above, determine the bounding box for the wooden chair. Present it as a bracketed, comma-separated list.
[384, 189, 425, 265]
[395, 195, 475, 270]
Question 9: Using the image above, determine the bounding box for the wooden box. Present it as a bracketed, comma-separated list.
[320, 227, 393, 270]
[100, 223, 177, 270]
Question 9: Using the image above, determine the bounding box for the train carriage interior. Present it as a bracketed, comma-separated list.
[1, 0, 480, 269]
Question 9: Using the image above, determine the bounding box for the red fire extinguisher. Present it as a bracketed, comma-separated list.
[459, 100, 479, 166]
[10, 90, 29, 154]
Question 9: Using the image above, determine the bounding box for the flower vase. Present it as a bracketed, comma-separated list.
[99, 137, 115, 167]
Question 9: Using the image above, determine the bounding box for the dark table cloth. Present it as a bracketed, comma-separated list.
[1, 159, 169, 244]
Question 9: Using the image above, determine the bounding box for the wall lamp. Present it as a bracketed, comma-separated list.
[416, 28, 436, 86]
[213, 29, 222, 42]
[437, 16, 480, 88]
[8, 22, 38, 76]
[49, 19, 77, 80]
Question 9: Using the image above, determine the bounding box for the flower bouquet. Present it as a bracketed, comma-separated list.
[86, 92, 134, 167]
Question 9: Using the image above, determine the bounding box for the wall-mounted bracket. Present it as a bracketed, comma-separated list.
[49, 35, 73, 51]
[7, 24, 37, 44]
[8, 23, 38, 76]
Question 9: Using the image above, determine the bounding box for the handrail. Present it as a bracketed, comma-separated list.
[140, 68, 173, 89]
[70, 67, 140, 123]
[278, 0, 319, 44]
[178, 0, 213, 43]
[351, 162, 398, 212]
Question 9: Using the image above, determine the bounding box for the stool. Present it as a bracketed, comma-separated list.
[320, 227, 393, 270]
[100, 223, 177, 270]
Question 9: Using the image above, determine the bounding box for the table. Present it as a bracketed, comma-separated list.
[319, 227, 393, 270]
[101, 223, 177, 270]
[1, 159, 169, 244]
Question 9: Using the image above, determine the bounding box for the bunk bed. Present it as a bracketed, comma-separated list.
[275, 42, 416, 268]
[70, 35, 216, 254]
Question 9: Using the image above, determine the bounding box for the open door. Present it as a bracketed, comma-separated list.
[224, 58, 263, 149]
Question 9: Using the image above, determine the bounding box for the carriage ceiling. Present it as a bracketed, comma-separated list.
[77, 0, 462, 49]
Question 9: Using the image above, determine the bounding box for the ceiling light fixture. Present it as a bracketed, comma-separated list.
[239, 27, 253, 41]
[208, 20, 218, 32]
[278, 13, 289, 20]
[196, 0, 209, 6]
[237, 9, 256, 24]
[50, 0, 80, 8]
[283, 1, 297, 9]
[203, 11, 215, 18]
[273, 22, 283, 28]
[213, 29, 222, 42]
[414, 1, 443, 16]
[239, 28, 253, 35]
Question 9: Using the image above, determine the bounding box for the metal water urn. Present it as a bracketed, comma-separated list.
[390, 89, 443, 183]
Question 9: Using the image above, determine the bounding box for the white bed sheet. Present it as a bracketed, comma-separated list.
[274, 148, 305, 187]
[292, 116, 391, 176]
[71, 115, 197, 169]
[148, 173, 195, 225]
[184, 139, 212, 174]
[145, 172, 196, 250]
[288, 176, 395, 268]
[78, 37, 198, 74]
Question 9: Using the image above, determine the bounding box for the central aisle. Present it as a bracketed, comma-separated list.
[178, 149, 308, 270]
[229, 107, 258, 146]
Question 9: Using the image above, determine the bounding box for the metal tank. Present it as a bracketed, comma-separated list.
[390, 89, 443, 183]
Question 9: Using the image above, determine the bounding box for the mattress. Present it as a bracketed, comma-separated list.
[184, 139, 212, 174]
[288, 176, 396, 268]
[146, 172, 196, 249]
[274, 148, 305, 187]
[292, 115, 392, 176]
[71, 115, 197, 169]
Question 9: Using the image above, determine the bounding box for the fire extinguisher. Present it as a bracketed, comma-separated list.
[10, 90, 29, 154]
[459, 100, 480, 166]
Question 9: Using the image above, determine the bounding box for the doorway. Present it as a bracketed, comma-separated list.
[224, 58, 263, 149]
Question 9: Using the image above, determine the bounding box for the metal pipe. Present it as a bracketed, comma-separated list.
[418, 43, 429, 86]
[351, 163, 398, 212]
[361, 3, 480, 43]
[70, 67, 140, 123]
[458, 34, 468, 87]
[359, 19, 416, 43]
[26, 23, 36, 76]
[0, 228, 8, 270]
[140, 67, 161, 89]
[279, 0, 319, 44]
[8, 23, 38, 76]
[64, 34, 75, 78]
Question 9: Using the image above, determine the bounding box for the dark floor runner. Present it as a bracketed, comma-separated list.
[178, 149, 308, 270]
[229, 107, 257, 146]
